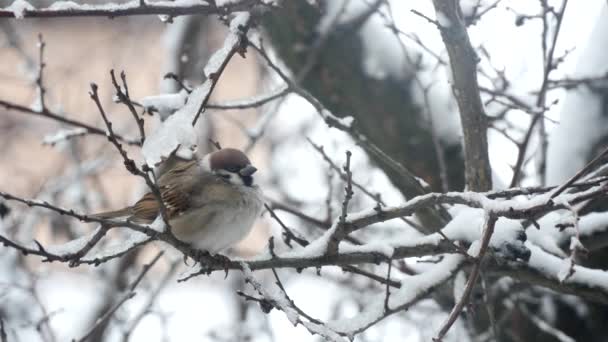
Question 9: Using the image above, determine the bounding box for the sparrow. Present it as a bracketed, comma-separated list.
[92, 148, 263, 253]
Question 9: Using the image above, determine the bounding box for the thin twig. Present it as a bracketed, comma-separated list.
[191, 13, 252, 125]
[89, 84, 170, 225]
[0, 317, 6, 342]
[326, 151, 354, 254]
[433, 214, 498, 341]
[0, 99, 140, 145]
[121, 259, 179, 342]
[110, 70, 146, 144]
[383, 260, 393, 313]
[36, 33, 46, 111]
[551, 145, 608, 199]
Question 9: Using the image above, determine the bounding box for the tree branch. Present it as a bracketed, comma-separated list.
[0, 0, 264, 19]
[431, 0, 492, 191]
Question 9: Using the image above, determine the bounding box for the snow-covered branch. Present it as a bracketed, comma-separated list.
[0, 0, 266, 19]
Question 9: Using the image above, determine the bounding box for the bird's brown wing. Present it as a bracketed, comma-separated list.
[130, 160, 199, 223]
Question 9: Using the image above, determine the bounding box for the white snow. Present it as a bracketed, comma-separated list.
[43, 128, 87, 146]
[527, 243, 608, 291]
[44, 226, 102, 255]
[140, 89, 189, 119]
[432, 208, 523, 255]
[203, 12, 250, 79]
[82, 230, 150, 263]
[210, 85, 288, 108]
[339, 242, 395, 259]
[47, 0, 208, 12]
[142, 11, 252, 167]
[142, 82, 210, 167]
[436, 11, 451, 28]
[149, 216, 167, 233]
[557, 257, 573, 283]
[527, 212, 568, 257]
[459, 0, 481, 18]
[336, 115, 354, 128]
[577, 211, 608, 237]
[4, 0, 34, 18]
[240, 263, 301, 325]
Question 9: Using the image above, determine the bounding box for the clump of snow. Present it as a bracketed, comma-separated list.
[569, 237, 585, 253]
[44, 226, 102, 255]
[150, 216, 167, 232]
[82, 230, 150, 262]
[5, 0, 34, 19]
[143, 11, 251, 166]
[240, 262, 300, 324]
[527, 212, 568, 257]
[578, 212, 608, 237]
[425, 207, 524, 257]
[459, 0, 483, 18]
[142, 83, 210, 167]
[47, 0, 208, 12]
[339, 242, 395, 259]
[337, 115, 354, 128]
[140, 89, 188, 119]
[203, 12, 249, 79]
[48, 0, 134, 11]
[527, 243, 608, 291]
[302, 321, 347, 342]
[277, 224, 335, 259]
[441, 208, 485, 243]
[229, 11, 250, 32]
[557, 257, 574, 283]
[436, 11, 451, 28]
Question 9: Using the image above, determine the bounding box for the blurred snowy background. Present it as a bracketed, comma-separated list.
[1, 0, 608, 342]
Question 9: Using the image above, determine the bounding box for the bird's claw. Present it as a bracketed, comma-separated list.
[210, 253, 232, 279]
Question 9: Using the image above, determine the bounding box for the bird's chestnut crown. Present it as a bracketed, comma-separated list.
[209, 148, 257, 186]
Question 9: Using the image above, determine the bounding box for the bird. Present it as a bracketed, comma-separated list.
[92, 148, 263, 253]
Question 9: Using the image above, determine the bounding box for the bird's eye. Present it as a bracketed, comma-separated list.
[225, 166, 240, 172]
[219, 173, 231, 180]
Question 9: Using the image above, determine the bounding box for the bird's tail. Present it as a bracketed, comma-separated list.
[89, 207, 133, 220]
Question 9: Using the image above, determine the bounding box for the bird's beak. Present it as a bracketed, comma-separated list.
[239, 165, 257, 177]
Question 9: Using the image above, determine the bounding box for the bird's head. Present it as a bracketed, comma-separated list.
[204, 148, 257, 187]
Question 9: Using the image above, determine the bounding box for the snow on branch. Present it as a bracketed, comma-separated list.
[0, 0, 265, 19]
[240, 263, 347, 341]
[2, 178, 608, 340]
[491, 244, 608, 304]
[142, 12, 252, 166]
